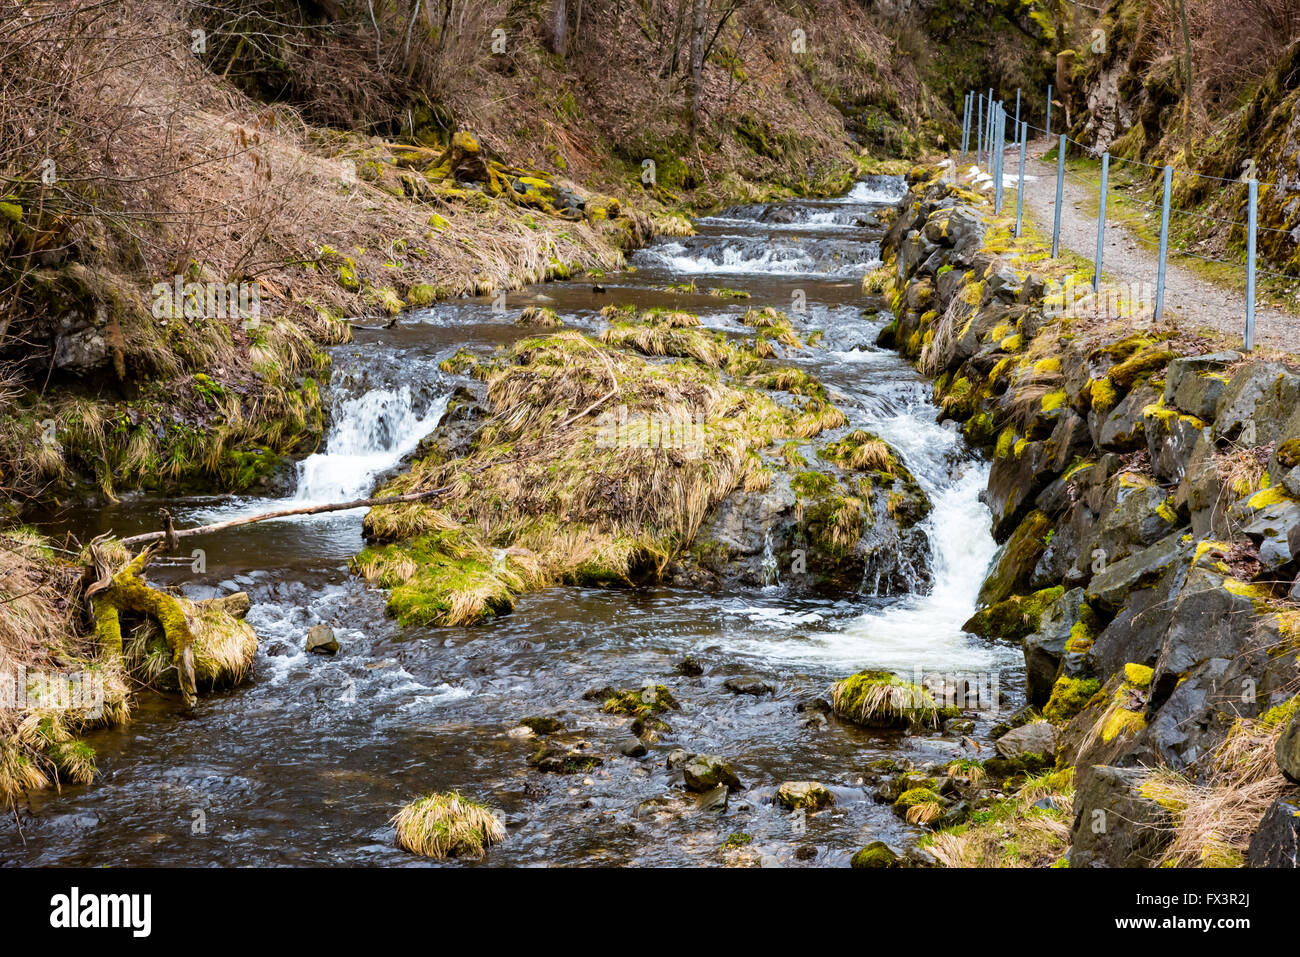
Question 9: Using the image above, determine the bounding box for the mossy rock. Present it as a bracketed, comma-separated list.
[830, 670, 939, 729]
[850, 841, 900, 868]
[602, 684, 680, 717]
[963, 586, 1065, 642]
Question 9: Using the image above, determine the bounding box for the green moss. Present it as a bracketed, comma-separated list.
[602, 685, 680, 717]
[963, 586, 1065, 642]
[1043, 676, 1102, 724]
[830, 670, 939, 728]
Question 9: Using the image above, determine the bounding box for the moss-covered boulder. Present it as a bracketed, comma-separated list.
[830, 670, 944, 729]
[850, 841, 900, 868]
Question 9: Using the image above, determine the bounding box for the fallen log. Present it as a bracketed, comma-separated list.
[119, 488, 449, 546]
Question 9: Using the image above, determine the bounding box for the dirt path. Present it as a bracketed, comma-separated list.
[1002, 141, 1300, 352]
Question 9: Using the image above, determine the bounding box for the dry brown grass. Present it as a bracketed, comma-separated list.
[1142, 694, 1299, 867]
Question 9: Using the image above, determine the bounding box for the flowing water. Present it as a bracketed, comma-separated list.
[3, 175, 1024, 867]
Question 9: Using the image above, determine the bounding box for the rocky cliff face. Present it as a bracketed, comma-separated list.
[880, 164, 1300, 867]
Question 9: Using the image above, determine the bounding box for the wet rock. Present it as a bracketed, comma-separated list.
[619, 737, 648, 758]
[665, 748, 692, 771]
[305, 624, 339, 655]
[851, 841, 900, 868]
[518, 716, 565, 736]
[1277, 714, 1300, 785]
[528, 746, 603, 774]
[794, 845, 818, 861]
[1069, 765, 1173, 868]
[776, 781, 834, 811]
[682, 754, 743, 793]
[695, 785, 729, 812]
[208, 592, 251, 619]
[630, 715, 672, 740]
[675, 655, 704, 677]
[1246, 797, 1300, 868]
[977, 510, 1054, 605]
[945, 717, 976, 734]
[994, 721, 1057, 760]
[723, 675, 773, 696]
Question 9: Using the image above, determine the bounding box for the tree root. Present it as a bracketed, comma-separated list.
[86, 538, 198, 708]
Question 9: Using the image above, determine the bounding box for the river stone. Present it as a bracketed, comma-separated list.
[207, 592, 251, 619]
[994, 720, 1057, 760]
[1277, 715, 1300, 785]
[682, 754, 743, 793]
[1069, 765, 1173, 868]
[1246, 797, 1300, 867]
[723, 675, 774, 696]
[305, 624, 339, 655]
[619, 737, 648, 758]
[665, 748, 692, 771]
[776, 781, 834, 811]
[850, 841, 900, 868]
[675, 655, 704, 677]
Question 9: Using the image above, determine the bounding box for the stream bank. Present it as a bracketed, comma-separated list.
[3, 174, 1032, 867]
[880, 163, 1300, 867]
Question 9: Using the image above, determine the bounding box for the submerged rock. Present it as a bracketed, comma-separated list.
[723, 675, 774, 696]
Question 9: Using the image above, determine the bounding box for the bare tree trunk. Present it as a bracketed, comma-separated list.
[549, 0, 568, 56]
[688, 0, 706, 134]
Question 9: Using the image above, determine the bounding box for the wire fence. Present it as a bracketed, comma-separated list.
[956, 88, 1288, 350]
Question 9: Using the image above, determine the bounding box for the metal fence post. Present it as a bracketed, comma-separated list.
[1046, 84, 1053, 140]
[1094, 151, 1110, 293]
[961, 92, 971, 160]
[1246, 177, 1258, 350]
[1053, 134, 1065, 257]
[1155, 165, 1171, 323]
[998, 105, 1008, 214]
[1015, 121, 1027, 238]
[1014, 88, 1021, 142]
[986, 88, 994, 166]
[976, 92, 985, 166]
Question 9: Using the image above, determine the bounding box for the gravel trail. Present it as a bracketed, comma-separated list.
[1000, 142, 1300, 352]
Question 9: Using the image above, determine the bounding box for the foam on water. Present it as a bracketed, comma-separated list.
[293, 387, 451, 503]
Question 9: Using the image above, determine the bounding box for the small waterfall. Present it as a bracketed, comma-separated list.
[293, 387, 450, 504]
[760, 528, 780, 587]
